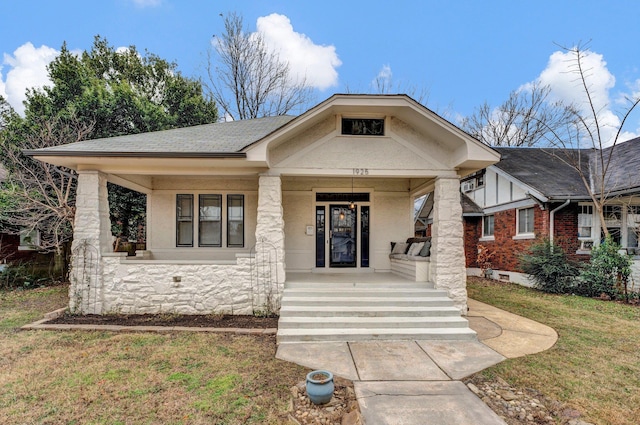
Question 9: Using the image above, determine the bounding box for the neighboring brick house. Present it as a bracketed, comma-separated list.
[461, 137, 640, 286]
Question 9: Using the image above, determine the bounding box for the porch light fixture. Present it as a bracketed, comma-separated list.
[349, 177, 356, 210]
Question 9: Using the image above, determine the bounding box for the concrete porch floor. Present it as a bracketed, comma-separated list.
[285, 271, 420, 285]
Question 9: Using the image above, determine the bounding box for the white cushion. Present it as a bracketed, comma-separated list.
[391, 242, 408, 254]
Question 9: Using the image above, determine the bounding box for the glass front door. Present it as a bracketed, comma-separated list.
[329, 205, 357, 267]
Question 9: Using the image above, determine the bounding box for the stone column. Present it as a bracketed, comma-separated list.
[254, 175, 286, 313]
[431, 176, 468, 314]
[69, 171, 111, 314]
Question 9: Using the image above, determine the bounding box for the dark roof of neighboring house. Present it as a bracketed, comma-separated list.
[597, 136, 640, 195]
[492, 147, 590, 200]
[493, 136, 640, 200]
[461, 193, 483, 216]
[24, 115, 296, 157]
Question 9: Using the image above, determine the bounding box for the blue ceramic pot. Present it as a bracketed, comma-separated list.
[305, 370, 334, 405]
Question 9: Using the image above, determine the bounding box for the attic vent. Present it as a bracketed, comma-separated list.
[341, 118, 384, 136]
[462, 180, 476, 193]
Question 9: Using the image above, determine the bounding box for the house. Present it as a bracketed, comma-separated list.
[26, 94, 500, 323]
[461, 138, 640, 285]
[0, 164, 43, 267]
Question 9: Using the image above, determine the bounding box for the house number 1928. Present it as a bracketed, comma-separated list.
[353, 168, 369, 175]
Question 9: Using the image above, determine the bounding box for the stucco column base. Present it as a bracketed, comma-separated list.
[431, 177, 468, 314]
[254, 175, 286, 314]
[69, 171, 111, 314]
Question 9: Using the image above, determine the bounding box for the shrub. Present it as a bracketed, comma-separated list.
[0, 262, 50, 290]
[577, 238, 632, 300]
[519, 239, 580, 294]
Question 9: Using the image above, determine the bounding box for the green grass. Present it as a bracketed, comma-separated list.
[468, 277, 640, 425]
[0, 285, 306, 424]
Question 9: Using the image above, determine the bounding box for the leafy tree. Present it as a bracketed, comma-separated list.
[0, 36, 218, 270]
[205, 12, 313, 120]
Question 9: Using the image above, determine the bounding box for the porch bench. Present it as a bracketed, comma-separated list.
[389, 237, 431, 282]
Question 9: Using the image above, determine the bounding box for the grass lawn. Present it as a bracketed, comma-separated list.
[0, 285, 307, 425]
[468, 277, 640, 425]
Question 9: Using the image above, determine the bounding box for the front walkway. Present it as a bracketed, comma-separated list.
[275, 298, 558, 425]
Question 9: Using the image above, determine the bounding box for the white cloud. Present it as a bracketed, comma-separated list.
[533, 48, 638, 145]
[371, 64, 393, 92]
[255, 13, 341, 90]
[1, 42, 58, 115]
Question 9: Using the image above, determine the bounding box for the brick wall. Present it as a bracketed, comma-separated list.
[464, 204, 589, 272]
[464, 217, 481, 267]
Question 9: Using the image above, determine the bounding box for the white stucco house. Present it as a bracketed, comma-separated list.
[27, 95, 499, 337]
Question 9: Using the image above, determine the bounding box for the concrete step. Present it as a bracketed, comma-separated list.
[278, 316, 470, 329]
[280, 296, 455, 307]
[279, 305, 463, 317]
[276, 327, 477, 343]
[283, 288, 449, 298]
[285, 282, 435, 290]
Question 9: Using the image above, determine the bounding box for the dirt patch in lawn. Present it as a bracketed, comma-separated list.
[49, 312, 279, 329]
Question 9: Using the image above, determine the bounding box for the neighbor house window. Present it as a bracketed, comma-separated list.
[578, 204, 593, 239]
[603, 205, 622, 245]
[482, 215, 495, 237]
[627, 205, 640, 248]
[176, 194, 194, 247]
[227, 195, 244, 247]
[18, 228, 40, 251]
[517, 207, 534, 235]
[199, 194, 222, 247]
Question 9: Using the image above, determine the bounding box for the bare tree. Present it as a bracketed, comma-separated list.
[205, 12, 313, 120]
[540, 44, 640, 238]
[461, 81, 571, 147]
[0, 116, 93, 254]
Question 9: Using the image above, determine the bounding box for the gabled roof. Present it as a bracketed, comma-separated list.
[23, 115, 296, 158]
[492, 147, 590, 200]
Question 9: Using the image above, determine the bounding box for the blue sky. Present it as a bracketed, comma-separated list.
[2, 0, 640, 138]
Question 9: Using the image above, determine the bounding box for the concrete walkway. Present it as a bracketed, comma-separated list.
[276, 299, 558, 425]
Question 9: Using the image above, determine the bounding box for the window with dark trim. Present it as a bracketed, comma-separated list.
[199, 194, 222, 247]
[176, 194, 194, 247]
[341, 118, 384, 136]
[227, 195, 244, 247]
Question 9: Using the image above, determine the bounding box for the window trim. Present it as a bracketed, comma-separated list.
[515, 207, 535, 239]
[176, 194, 194, 247]
[198, 194, 222, 247]
[226, 194, 245, 248]
[480, 214, 495, 241]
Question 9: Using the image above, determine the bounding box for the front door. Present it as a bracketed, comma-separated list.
[329, 205, 357, 267]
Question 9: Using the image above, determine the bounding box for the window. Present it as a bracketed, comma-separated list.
[341, 118, 384, 135]
[199, 194, 222, 247]
[176, 194, 194, 247]
[482, 215, 495, 237]
[227, 195, 244, 247]
[18, 228, 40, 251]
[603, 205, 622, 245]
[517, 207, 534, 235]
[177, 194, 245, 248]
[578, 204, 593, 239]
[628, 205, 640, 248]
